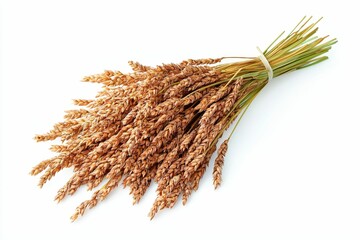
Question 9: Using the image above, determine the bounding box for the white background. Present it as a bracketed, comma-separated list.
[1, 0, 360, 239]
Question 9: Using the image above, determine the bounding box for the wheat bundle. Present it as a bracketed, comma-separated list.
[31, 17, 336, 221]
